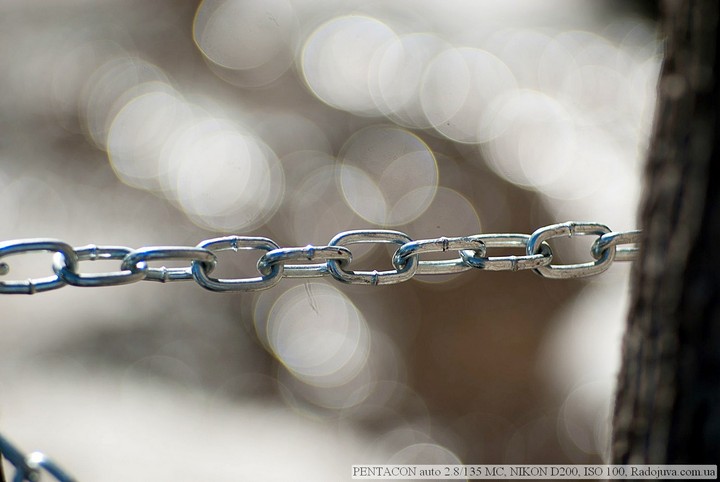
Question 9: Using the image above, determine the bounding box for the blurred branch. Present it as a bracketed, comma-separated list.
[613, 0, 720, 462]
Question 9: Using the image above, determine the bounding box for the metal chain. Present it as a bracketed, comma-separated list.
[0, 220, 642, 478]
[0, 434, 76, 482]
[0, 222, 641, 295]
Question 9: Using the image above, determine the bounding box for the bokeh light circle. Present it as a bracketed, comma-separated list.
[369, 33, 451, 129]
[288, 164, 366, 246]
[338, 125, 438, 226]
[159, 117, 284, 232]
[107, 86, 191, 190]
[420, 47, 517, 143]
[559, 379, 613, 456]
[301, 15, 398, 115]
[82, 56, 169, 150]
[388, 442, 462, 465]
[482, 90, 576, 189]
[266, 283, 371, 388]
[193, 0, 296, 71]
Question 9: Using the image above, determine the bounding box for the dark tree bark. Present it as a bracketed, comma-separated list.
[613, 0, 720, 464]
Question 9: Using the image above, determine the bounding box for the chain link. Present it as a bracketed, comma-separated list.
[459, 234, 553, 271]
[258, 245, 352, 278]
[328, 230, 419, 285]
[0, 239, 78, 294]
[0, 434, 76, 482]
[527, 222, 617, 279]
[591, 230, 642, 262]
[0, 222, 640, 294]
[53, 245, 146, 287]
[120, 246, 218, 283]
[393, 235, 486, 275]
[0, 221, 641, 478]
[192, 236, 283, 292]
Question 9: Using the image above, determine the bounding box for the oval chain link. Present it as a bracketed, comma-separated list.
[0, 239, 78, 294]
[53, 245, 147, 287]
[121, 246, 217, 282]
[527, 222, 616, 279]
[327, 230, 418, 285]
[0, 223, 641, 293]
[591, 230, 641, 262]
[191, 236, 282, 292]
[257, 245, 352, 278]
[460, 234, 553, 271]
[392, 235, 487, 275]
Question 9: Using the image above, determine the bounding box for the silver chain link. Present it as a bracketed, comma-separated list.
[0, 222, 640, 295]
[0, 220, 641, 479]
[0, 434, 76, 482]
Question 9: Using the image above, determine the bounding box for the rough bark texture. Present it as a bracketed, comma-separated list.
[613, 0, 720, 463]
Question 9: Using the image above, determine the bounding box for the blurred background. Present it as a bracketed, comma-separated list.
[0, 0, 659, 480]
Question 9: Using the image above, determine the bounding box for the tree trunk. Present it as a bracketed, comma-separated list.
[613, 0, 720, 463]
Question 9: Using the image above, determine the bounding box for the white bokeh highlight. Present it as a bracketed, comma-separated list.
[301, 16, 398, 116]
[193, 0, 298, 87]
[338, 125, 438, 226]
[267, 283, 370, 386]
[421, 47, 518, 143]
